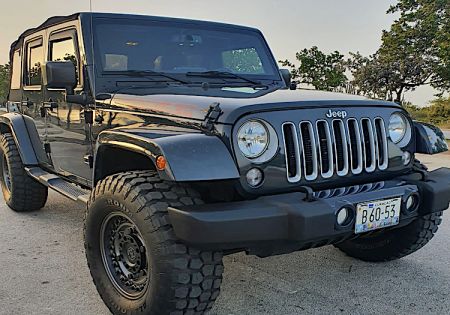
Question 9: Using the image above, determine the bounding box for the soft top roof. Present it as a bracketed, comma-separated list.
[10, 12, 259, 55]
[10, 13, 80, 53]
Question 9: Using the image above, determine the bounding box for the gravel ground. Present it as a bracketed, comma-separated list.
[0, 153, 449, 315]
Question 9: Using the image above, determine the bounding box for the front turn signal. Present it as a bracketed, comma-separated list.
[156, 155, 167, 170]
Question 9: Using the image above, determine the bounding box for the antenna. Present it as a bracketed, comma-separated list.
[86, 0, 96, 166]
[89, 0, 96, 99]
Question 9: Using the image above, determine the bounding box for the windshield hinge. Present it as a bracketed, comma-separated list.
[202, 102, 223, 131]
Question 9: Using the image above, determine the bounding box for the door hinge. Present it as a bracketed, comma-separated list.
[84, 155, 94, 168]
[84, 109, 94, 124]
[202, 102, 223, 131]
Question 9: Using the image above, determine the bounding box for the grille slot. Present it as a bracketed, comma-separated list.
[282, 117, 388, 182]
[347, 119, 363, 174]
[316, 120, 333, 178]
[332, 120, 349, 176]
[374, 118, 388, 170]
[361, 118, 376, 172]
[299, 122, 318, 180]
[282, 123, 301, 182]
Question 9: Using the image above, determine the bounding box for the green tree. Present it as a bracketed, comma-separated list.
[0, 63, 10, 104]
[279, 46, 348, 91]
[403, 97, 450, 128]
[427, 97, 450, 127]
[387, 0, 450, 91]
[348, 0, 449, 103]
[347, 49, 433, 103]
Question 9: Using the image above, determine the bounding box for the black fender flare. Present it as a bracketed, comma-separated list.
[413, 121, 448, 154]
[95, 130, 240, 183]
[0, 113, 47, 165]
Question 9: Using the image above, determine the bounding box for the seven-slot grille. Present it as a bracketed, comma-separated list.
[282, 118, 388, 182]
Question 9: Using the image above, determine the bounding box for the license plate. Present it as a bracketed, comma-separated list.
[355, 197, 401, 234]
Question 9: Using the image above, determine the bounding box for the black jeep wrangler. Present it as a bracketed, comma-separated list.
[3, 13, 450, 315]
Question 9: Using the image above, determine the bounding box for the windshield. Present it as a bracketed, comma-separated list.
[93, 18, 280, 81]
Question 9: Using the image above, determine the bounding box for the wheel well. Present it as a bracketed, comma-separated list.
[94, 145, 156, 184]
[0, 123, 12, 134]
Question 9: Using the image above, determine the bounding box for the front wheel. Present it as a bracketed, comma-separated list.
[84, 171, 224, 315]
[335, 212, 443, 262]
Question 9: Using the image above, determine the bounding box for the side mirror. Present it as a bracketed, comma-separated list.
[279, 69, 292, 89]
[42, 61, 77, 95]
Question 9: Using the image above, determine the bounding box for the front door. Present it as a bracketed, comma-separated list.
[43, 28, 92, 186]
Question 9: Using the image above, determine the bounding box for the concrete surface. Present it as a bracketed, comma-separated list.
[0, 153, 449, 315]
[442, 129, 450, 140]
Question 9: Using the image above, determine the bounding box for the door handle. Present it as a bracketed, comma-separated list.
[21, 100, 34, 107]
[43, 101, 58, 110]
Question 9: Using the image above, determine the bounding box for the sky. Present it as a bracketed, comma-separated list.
[0, 0, 439, 105]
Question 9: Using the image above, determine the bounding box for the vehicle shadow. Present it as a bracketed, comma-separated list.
[214, 218, 450, 315]
[1, 192, 448, 315]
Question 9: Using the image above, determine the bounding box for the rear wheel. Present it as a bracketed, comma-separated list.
[84, 171, 224, 315]
[0, 133, 48, 211]
[335, 212, 443, 262]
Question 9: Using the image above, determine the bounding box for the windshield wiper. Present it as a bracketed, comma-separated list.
[103, 70, 190, 85]
[186, 70, 264, 86]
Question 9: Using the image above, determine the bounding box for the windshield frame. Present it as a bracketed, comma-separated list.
[90, 16, 283, 87]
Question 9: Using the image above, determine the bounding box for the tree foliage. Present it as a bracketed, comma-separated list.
[348, 0, 449, 103]
[0, 63, 10, 104]
[387, 0, 450, 91]
[279, 46, 347, 91]
[403, 97, 450, 127]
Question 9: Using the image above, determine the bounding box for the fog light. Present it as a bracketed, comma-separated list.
[336, 207, 350, 226]
[406, 194, 418, 211]
[402, 151, 411, 165]
[246, 168, 263, 187]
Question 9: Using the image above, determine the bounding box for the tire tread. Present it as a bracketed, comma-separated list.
[85, 170, 223, 315]
[0, 133, 47, 212]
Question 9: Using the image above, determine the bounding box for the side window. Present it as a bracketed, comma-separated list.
[25, 39, 44, 86]
[222, 48, 264, 74]
[10, 50, 21, 89]
[49, 37, 79, 81]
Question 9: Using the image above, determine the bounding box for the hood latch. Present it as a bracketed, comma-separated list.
[202, 102, 223, 131]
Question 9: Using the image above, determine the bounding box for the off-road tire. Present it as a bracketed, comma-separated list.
[335, 212, 443, 262]
[0, 133, 48, 211]
[84, 171, 224, 315]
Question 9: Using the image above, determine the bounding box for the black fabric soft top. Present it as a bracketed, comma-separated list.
[10, 13, 80, 54]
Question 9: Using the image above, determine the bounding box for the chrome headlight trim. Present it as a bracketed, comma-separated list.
[237, 119, 278, 163]
[388, 112, 411, 147]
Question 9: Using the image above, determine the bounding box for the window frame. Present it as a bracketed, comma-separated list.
[10, 49, 22, 90]
[47, 28, 82, 88]
[24, 36, 44, 89]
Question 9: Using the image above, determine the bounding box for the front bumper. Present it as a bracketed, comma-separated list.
[168, 168, 450, 251]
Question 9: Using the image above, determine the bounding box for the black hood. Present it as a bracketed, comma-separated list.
[107, 89, 401, 124]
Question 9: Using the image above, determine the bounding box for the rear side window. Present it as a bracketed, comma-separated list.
[25, 39, 43, 86]
[49, 34, 79, 83]
[10, 50, 21, 89]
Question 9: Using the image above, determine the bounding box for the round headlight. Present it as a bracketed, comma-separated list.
[389, 113, 408, 144]
[237, 120, 269, 158]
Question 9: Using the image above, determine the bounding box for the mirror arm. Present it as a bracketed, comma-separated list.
[65, 92, 93, 106]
